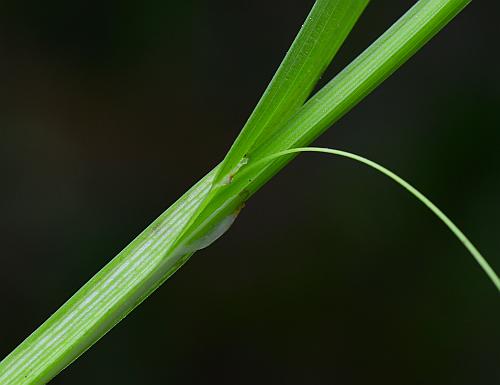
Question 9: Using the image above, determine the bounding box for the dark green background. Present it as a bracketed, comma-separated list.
[1, 1, 499, 384]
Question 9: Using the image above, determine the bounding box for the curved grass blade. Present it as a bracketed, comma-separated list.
[240, 147, 500, 292]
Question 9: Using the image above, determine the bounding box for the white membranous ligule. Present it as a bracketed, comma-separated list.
[234, 147, 500, 292]
[184, 210, 240, 252]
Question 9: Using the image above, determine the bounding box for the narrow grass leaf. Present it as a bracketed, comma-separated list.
[240, 147, 500, 292]
[214, 0, 369, 186]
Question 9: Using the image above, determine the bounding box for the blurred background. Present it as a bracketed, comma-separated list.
[0, 0, 499, 384]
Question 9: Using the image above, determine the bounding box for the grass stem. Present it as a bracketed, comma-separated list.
[0, 1, 475, 383]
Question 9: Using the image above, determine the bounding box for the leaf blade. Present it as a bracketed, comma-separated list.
[214, 0, 370, 185]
